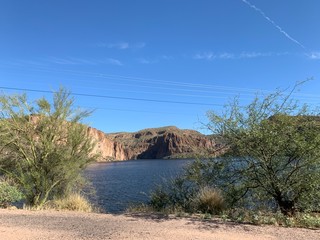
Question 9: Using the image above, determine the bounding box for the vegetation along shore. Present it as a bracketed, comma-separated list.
[0, 83, 320, 240]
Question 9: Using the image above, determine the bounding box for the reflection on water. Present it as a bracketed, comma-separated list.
[84, 159, 192, 213]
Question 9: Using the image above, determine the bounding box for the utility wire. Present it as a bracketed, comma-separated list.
[1, 64, 318, 99]
[0, 64, 271, 93]
[0, 86, 224, 107]
[78, 105, 196, 116]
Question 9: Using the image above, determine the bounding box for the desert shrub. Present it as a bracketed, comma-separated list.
[0, 88, 98, 208]
[150, 176, 225, 215]
[0, 179, 23, 207]
[150, 188, 170, 211]
[46, 193, 93, 212]
[192, 187, 224, 214]
[296, 213, 320, 228]
[149, 176, 198, 213]
[222, 209, 320, 228]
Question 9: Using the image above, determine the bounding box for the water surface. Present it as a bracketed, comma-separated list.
[85, 159, 192, 213]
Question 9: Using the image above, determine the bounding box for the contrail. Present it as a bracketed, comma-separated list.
[242, 0, 306, 49]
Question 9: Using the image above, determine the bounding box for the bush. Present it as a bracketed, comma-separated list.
[45, 193, 93, 212]
[296, 213, 320, 228]
[150, 178, 224, 215]
[0, 179, 23, 208]
[150, 188, 170, 211]
[222, 209, 320, 228]
[193, 187, 224, 214]
[0, 88, 97, 208]
[149, 176, 198, 213]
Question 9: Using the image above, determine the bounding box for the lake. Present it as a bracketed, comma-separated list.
[84, 159, 193, 213]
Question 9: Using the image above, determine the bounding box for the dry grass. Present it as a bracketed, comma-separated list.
[45, 193, 93, 212]
[194, 187, 224, 214]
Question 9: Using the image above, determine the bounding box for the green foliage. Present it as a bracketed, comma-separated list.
[150, 188, 171, 211]
[297, 213, 320, 228]
[150, 176, 198, 213]
[151, 82, 320, 218]
[0, 88, 98, 208]
[0, 178, 23, 207]
[150, 175, 224, 214]
[204, 84, 320, 215]
[223, 209, 320, 228]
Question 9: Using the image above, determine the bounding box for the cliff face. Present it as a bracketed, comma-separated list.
[27, 117, 221, 161]
[87, 127, 128, 161]
[89, 126, 221, 161]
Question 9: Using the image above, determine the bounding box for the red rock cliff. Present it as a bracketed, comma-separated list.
[87, 127, 128, 161]
[106, 126, 221, 160]
[87, 126, 221, 161]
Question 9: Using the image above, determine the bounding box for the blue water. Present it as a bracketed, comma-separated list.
[84, 159, 192, 213]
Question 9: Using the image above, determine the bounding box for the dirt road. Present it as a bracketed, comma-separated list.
[0, 209, 319, 240]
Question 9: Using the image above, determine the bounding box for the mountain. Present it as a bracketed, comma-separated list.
[88, 126, 222, 161]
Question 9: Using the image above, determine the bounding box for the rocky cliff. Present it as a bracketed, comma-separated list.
[88, 126, 221, 161]
[87, 127, 128, 161]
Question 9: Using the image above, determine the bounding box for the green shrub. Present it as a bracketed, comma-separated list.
[0, 89, 97, 208]
[150, 188, 170, 211]
[0, 179, 23, 207]
[149, 176, 198, 213]
[296, 213, 320, 228]
[222, 209, 320, 228]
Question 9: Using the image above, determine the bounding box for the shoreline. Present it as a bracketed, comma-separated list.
[1, 209, 319, 240]
[94, 158, 196, 163]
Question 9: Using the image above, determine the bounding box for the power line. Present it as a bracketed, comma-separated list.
[0, 86, 224, 107]
[78, 105, 196, 116]
[0, 63, 271, 93]
[1, 64, 318, 100]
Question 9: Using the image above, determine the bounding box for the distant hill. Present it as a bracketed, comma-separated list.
[88, 126, 222, 161]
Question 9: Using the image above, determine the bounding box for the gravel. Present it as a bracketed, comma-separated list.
[0, 209, 319, 240]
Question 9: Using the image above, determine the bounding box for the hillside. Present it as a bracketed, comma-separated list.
[88, 126, 221, 161]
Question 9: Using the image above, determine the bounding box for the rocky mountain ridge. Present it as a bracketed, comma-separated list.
[88, 126, 221, 161]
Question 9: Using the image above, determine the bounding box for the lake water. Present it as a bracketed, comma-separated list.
[84, 159, 193, 213]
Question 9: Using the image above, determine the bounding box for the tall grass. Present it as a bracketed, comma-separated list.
[43, 193, 94, 212]
[193, 187, 224, 214]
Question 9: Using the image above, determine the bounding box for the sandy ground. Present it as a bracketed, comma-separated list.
[0, 209, 319, 240]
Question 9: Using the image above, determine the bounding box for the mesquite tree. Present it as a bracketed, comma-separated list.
[0, 88, 97, 208]
[203, 86, 320, 215]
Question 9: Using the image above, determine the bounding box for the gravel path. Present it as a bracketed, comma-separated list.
[0, 209, 319, 240]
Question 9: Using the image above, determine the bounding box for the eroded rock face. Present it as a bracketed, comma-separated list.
[89, 126, 221, 161]
[87, 127, 128, 161]
[14, 115, 220, 161]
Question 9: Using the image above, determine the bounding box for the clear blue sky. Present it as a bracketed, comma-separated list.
[1, 0, 319, 133]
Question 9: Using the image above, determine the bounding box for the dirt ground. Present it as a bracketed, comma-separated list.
[0, 209, 319, 240]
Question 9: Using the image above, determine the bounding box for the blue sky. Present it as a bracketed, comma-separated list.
[1, 0, 320, 133]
